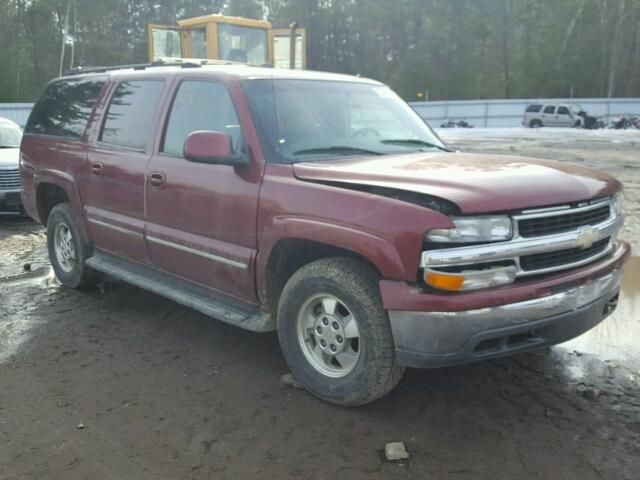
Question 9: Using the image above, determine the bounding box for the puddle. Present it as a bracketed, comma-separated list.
[0, 223, 48, 278]
[0, 269, 58, 364]
[558, 256, 640, 380]
[0, 266, 53, 285]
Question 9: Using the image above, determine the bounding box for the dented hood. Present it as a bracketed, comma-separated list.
[292, 152, 621, 214]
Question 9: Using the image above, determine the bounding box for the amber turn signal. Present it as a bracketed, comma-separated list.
[424, 271, 465, 291]
[424, 266, 518, 291]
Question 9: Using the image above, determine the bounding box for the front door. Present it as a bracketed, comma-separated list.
[84, 78, 166, 262]
[556, 106, 575, 127]
[144, 78, 262, 300]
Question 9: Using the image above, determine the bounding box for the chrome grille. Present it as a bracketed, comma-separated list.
[421, 196, 622, 279]
[520, 238, 610, 272]
[0, 168, 21, 189]
[518, 204, 610, 237]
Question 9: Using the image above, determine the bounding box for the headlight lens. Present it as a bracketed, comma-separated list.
[611, 194, 624, 217]
[424, 265, 517, 291]
[426, 216, 513, 243]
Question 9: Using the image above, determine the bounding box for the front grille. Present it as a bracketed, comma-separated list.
[0, 168, 21, 189]
[421, 197, 621, 282]
[518, 204, 610, 237]
[520, 238, 610, 272]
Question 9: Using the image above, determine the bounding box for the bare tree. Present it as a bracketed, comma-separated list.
[555, 0, 587, 64]
[607, 0, 626, 97]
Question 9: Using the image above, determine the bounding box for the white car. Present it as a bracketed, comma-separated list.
[523, 103, 584, 128]
[0, 117, 23, 215]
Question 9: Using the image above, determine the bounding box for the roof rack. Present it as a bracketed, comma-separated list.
[62, 57, 269, 77]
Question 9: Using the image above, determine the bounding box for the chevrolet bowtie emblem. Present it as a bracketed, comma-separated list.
[576, 227, 600, 249]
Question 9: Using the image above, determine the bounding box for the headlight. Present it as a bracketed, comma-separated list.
[426, 216, 512, 243]
[611, 194, 624, 217]
[424, 265, 517, 291]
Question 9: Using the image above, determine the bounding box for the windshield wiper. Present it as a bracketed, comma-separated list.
[380, 139, 451, 152]
[292, 146, 383, 157]
[0, 145, 19, 149]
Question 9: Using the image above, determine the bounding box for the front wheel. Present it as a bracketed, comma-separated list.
[277, 258, 404, 406]
[47, 203, 98, 289]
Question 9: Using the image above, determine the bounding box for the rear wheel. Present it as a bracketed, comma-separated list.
[277, 258, 404, 406]
[529, 119, 543, 128]
[47, 203, 98, 289]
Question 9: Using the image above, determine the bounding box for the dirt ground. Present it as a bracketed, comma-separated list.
[1, 128, 639, 479]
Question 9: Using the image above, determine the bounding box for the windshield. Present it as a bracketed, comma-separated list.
[242, 79, 447, 163]
[0, 124, 22, 148]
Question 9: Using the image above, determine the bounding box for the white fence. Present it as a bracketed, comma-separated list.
[409, 98, 640, 128]
[0, 103, 33, 127]
[3, 97, 640, 129]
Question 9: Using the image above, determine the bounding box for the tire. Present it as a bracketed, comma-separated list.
[277, 258, 405, 406]
[529, 119, 543, 128]
[46, 203, 98, 289]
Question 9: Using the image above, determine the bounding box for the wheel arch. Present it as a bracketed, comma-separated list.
[35, 172, 89, 243]
[256, 220, 408, 316]
[36, 182, 71, 225]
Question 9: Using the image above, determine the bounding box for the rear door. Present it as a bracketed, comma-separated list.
[20, 76, 106, 222]
[144, 77, 263, 300]
[83, 77, 166, 262]
[541, 105, 556, 126]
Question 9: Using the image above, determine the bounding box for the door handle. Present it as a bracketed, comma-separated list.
[91, 162, 104, 176]
[149, 172, 166, 189]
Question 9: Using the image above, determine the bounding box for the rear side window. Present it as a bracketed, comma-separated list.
[25, 76, 106, 139]
[526, 104, 542, 113]
[100, 80, 164, 150]
[543, 105, 555, 114]
[162, 80, 241, 156]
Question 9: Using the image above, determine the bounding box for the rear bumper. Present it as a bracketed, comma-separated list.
[383, 241, 630, 368]
[0, 189, 23, 215]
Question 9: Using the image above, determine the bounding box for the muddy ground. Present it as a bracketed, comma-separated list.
[1, 128, 639, 479]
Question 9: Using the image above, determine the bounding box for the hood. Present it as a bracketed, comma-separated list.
[292, 152, 620, 214]
[0, 148, 19, 169]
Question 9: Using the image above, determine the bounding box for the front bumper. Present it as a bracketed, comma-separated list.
[0, 189, 23, 215]
[386, 243, 629, 368]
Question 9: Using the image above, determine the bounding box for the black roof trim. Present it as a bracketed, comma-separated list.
[62, 58, 272, 77]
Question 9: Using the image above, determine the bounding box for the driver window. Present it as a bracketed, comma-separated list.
[557, 106, 570, 115]
[162, 80, 241, 157]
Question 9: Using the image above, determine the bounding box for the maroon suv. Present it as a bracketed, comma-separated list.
[20, 63, 630, 406]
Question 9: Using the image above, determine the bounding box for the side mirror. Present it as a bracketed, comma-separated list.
[183, 131, 248, 167]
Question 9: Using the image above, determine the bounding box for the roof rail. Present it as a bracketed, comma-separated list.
[62, 57, 256, 77]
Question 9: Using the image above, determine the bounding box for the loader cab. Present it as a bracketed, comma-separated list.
[148, 15, 273, 65]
